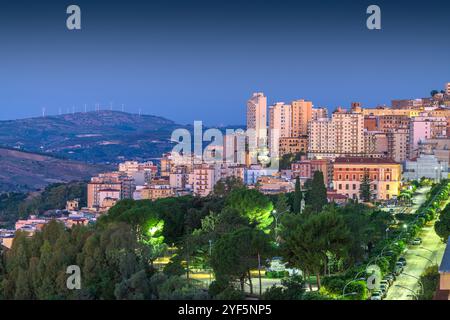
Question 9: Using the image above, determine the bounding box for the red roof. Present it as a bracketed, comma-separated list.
[334, 157, 399, 165]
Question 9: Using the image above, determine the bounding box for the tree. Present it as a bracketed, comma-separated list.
[359, 170, 372, 203]
[435, 203, 450, 241]
[210, 227, 273, 294]
[292, 177, 303, 214]
[280, 208, 351, 290]
[213, 177, 244, 197]
[431, 90, 439, 97]
[279, 152, 305, 170]
[225, 188, 274, 232]
[305, 171, 328, 213]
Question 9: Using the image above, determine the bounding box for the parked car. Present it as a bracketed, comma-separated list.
[379, 284, 388, 296]
[394, 264, 403, 275]
[383, 275, 394, 285]
[380, 280, 390, 288]
[410, 238, 422, 245]
[398, 257, 407, 266]
[371, 291, 382, 300]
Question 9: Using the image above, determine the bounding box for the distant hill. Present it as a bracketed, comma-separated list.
[0, 147, 109, 193]
[0, 110, 184, 164]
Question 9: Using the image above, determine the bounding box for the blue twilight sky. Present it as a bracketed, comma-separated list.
[0, 0, 450, 126]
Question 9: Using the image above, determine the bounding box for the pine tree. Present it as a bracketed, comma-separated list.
[306, 171, 328, 213]
[292, 177, 303, 214]
[360, 170, 372, 202]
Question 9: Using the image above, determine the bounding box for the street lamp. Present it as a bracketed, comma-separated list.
[342, 278, 366, 297]
[272, 210, 279, 241]
[419, 247, 438, 264]
[338, 292, 358, 299]
[414, 253, 433, 265]
[394, 284, 418, 300]
[208, 239, 213, 284]
[402, 272, 424, 295]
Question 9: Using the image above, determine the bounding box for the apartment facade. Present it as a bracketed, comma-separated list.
[290, 99, 313, 137]
[247, 92, 268, 163]
[333, 157, 401, 201]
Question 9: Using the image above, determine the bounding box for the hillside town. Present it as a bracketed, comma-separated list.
[3, 84, 450, 238]
[83, 83, 450, 209]
[2, 84, 450, 301]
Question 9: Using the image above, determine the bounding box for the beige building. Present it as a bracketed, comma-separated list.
[193, 163, 218, 197]
[364, 131, 388, 158]
[256, 176, 294, 195]
[386, 129, 409, 163]
[308, 109, 364, 159]
[312, 107, 328, 120]
[308, 118, 336, 159]
[269, 102, 292, 157]
[291, 99, 312, 137]
[140, 183, 174, 201]
[279, 136, 308, 156]
[66, 199, 79, 211]
[362, 106, 421, 118]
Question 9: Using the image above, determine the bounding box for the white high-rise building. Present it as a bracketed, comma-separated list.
[247, 92, 268, 164]
[269, 102, 291, 158]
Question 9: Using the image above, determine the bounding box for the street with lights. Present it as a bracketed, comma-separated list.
[385, 187, 448, 300]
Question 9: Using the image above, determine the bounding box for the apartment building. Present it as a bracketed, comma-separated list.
[290, 99, 313, 137]
[291, 157, 332, 187]
[409, 116, 448, 159]
[363, 131, 388, 158]
[308, 109, 364, 159]
[279, 136, 308, 157]
[247, 92, 268, 163]
[269, 102, 292, 157]
[312, 107, 328, 120]
[308, 118, 336, 159]
[386, 129, 409, 163]
[193, 163, 218, 197]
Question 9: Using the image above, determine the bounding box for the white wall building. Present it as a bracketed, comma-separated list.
[403, 154, 448, 181]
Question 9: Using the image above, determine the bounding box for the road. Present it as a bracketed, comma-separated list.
[385, 187, 447, 300]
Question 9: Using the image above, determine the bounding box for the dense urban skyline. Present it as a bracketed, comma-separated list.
[1, 0, 450, 125]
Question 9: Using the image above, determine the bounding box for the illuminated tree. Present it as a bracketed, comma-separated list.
[225, 188, 274, 232]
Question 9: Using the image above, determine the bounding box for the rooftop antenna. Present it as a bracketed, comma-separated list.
[58, 108, 62, 115]
[110, 101, 113, 111]
[42, 107, 46, 117]
[84, 104, 87, 113]
[72, 106, 75, 114]
[139, 108, 142, 116]
[121, 104, 124, 112]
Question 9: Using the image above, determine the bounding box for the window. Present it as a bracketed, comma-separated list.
[339, 184, 342, 190]
[386, 175, 390, 181]
[346, 184, 349, 190]
[386, 184, 390, 190]
[353, 184, 357, 190]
